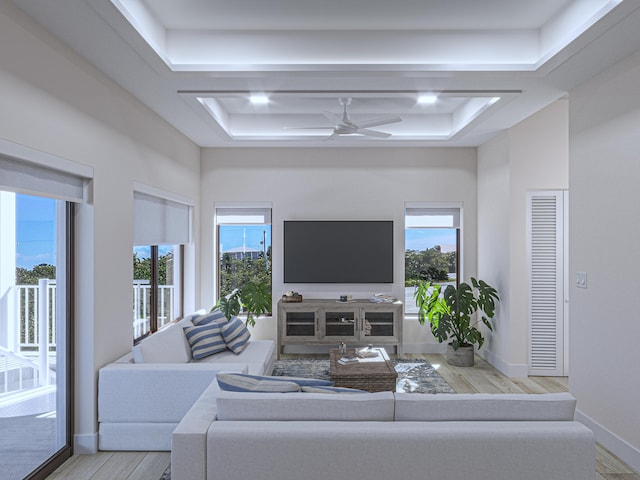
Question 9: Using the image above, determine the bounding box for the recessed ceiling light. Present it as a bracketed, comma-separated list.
[250, 95, 269, 104]
[418, 95, 438, 104]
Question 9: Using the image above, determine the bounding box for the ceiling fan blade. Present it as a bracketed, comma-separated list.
[283, 126, 334, 130]
[324, 132, 340, 141]
[322, 111, 342, 125]
[356, 128, 392, 138]
[356, 116, 402, 129]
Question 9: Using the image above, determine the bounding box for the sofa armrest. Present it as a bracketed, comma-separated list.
[172, 382, 220, 480]
[98, 362, 247, 423]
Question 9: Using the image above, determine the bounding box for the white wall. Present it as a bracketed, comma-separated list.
[477, 100, 569, 376]
[477, 132, 511, 370]
[0, 3, 200, 453]
[569, 50, 640, 472]
[200, 147, 477, 352]
[0, 192, 16, 351]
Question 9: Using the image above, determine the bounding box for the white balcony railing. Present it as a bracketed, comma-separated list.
[132, 283, 175, 338]
[2, 281, 175, 395]
[15, 281, 57, 351]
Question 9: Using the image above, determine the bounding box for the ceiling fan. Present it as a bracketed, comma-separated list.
[287, 97, 402, 140]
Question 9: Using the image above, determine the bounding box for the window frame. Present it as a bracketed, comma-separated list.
[133, 244, 184, 343]
[214, 205, 272, 310]
[404, 203, 463, 315]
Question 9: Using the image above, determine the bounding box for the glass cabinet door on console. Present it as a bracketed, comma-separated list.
[359, 308, 396, 341]
[322, 308, 358, 339]
[283, 307, 319, 339]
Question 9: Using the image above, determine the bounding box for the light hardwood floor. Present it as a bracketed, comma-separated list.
[47, 353, 639, 480]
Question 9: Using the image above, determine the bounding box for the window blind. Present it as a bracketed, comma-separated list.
[216, 207, 271, 225]
[133, 191, 192, 246]
[405, 207, 460, 228]
[0, 154, 90, 203]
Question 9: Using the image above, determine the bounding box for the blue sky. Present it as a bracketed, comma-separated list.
[405, 228, 456, 252]
[15, 194, 56, 269]
[219, 225, 272, 253]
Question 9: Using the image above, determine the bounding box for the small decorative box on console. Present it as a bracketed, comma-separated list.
[281, 293, 303, 303]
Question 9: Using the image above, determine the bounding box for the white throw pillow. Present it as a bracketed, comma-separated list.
[132, 323, 191, 363]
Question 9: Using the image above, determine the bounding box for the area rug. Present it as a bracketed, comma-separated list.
[272, 358, 455, 394]
[160, 466, 171, 480]
[159, 359, 454, 479]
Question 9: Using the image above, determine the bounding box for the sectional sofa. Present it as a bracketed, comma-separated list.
[172, 388, 595, 480]
[97, 314, 276, 451]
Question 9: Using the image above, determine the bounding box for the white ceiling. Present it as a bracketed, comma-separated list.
[12, 0, 640, 147]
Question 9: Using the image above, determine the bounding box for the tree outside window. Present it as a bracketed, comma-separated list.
[405, 206, 461, 314]
[216, 208, 272, 314]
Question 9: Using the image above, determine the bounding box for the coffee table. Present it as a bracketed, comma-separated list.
[329, 347, 397, 392]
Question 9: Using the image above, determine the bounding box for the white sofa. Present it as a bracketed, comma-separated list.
[97, 316, 276, 451]
[172, 389, 595, 480]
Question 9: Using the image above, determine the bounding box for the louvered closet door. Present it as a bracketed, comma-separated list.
[527, 191, 567, 376]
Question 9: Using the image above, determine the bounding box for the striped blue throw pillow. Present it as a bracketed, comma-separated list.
[273, 376, 334, 387]
[183, 323, 227, 359]
[217, 373, 301, 392]
[301, 385, 366, 393]
[220, 316, 251, 353]
[217, 373, 334, 392]
[192, 308, 228, 326]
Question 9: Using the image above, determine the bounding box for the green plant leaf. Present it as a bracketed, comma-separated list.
[216, 290, 242, 319]
[239, 281, 272, 327]
[415, 278, 500, 352]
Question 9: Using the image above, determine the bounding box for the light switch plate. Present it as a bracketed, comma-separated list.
[576, 272, 587, 289]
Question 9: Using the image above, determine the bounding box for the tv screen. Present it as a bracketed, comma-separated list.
[283, 220, 393, 283]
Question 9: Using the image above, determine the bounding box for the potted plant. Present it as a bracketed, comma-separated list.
[414, 277, 499, 366]
[216, 281, 272, 327]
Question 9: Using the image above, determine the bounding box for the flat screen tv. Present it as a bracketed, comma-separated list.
[283, 220, 393, 283]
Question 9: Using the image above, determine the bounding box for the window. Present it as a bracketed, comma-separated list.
[133, 244, 183, 339]
[215, 206, 272, 311]
[404, 205, 461, 314]
[133, 187, 191, 341]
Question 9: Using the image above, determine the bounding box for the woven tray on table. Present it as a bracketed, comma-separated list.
[329, 348, 397, 393]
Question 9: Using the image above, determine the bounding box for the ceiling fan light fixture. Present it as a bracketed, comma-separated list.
[249, 94, 269, 104]
[418, 94, 438, 104]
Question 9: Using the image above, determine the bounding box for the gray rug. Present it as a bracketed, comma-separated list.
[159, 359, 454, 479]
[272, 358, 456, 394]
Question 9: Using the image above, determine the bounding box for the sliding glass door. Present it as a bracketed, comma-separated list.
[0, 191, 73, 479]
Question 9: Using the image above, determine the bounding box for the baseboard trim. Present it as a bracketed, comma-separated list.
[74, 433, 97, 454]
[478, 349, 528, 378]
[575, 409, 640, 474]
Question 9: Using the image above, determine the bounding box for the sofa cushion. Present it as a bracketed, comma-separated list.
[216, 373, 301, 393]
[183, 323, 227, 359]
[394, 392, 577, 422]
[192, 309, 228, 326]
[220, 317, 251, 353]
[131, 323, 191, 363]
[216, 391, 395, 421]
